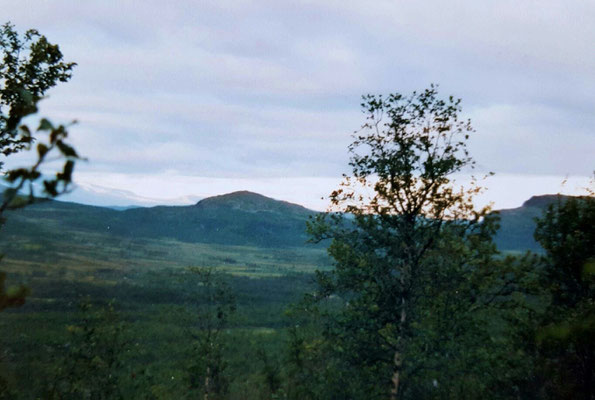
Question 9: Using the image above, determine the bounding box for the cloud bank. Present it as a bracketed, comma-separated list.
[2, 0, 593, 207]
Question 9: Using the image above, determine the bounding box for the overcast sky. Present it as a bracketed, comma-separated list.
[2, 0, 594, 209]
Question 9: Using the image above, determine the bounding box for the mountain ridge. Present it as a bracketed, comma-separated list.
[1, 189, 318, 248]
[0, 189, 578, 251]
[493, 194, 568, 251]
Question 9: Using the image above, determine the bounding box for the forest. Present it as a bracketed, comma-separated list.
[0, 22, 594, 400]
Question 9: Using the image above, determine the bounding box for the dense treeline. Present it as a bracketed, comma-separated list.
[1, 270, 314, 399]
[0, 23, 593, 399]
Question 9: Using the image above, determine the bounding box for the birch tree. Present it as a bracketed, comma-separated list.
[307, 86, 498, 399]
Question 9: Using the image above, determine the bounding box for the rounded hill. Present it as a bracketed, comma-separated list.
[194, 191, 312, 216]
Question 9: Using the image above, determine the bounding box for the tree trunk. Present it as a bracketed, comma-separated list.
[390, 351, 403, 400]
[204, 366, 210, 400]
[390, 297, 407, 400]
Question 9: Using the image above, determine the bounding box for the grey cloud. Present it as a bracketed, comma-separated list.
[1, 0, 593, 200]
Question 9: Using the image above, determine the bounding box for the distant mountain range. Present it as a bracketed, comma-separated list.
[1, 190, 565, 251]
[61, 182, 204, 208]
[1, 191, 314, 248]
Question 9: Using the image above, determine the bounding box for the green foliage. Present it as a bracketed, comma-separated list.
[0, 263, 315, 398]
[0, 22, 80, 320]
[535, 194, 594, 307]
[0, 270, 29, 311]
[0, 21, 79, 215]
[255, 347, 282, 398]
[186, 267, 236, 399]
[531, 193, 595, 399]
[303, 86, 527, 399]
[44, 299, 128, 400]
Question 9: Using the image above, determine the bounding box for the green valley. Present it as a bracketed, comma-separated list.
[0, 190, 564, 397]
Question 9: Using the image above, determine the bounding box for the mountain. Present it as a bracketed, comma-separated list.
[112, 191, 315, 247]
[196, 191, 311, 215]
[1, 189, 571, 252]
[62, 181, 206, 207]
[493, 194, 564, 252]
[1, 191, 317, 248]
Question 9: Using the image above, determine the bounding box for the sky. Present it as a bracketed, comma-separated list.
[2, 0, 594, 210]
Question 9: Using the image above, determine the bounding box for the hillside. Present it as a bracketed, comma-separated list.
[0, 190, 573, 399]
[1, 191, 317, 248]
[492, 194, 563, 252]
[1, 190, 571, 253]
